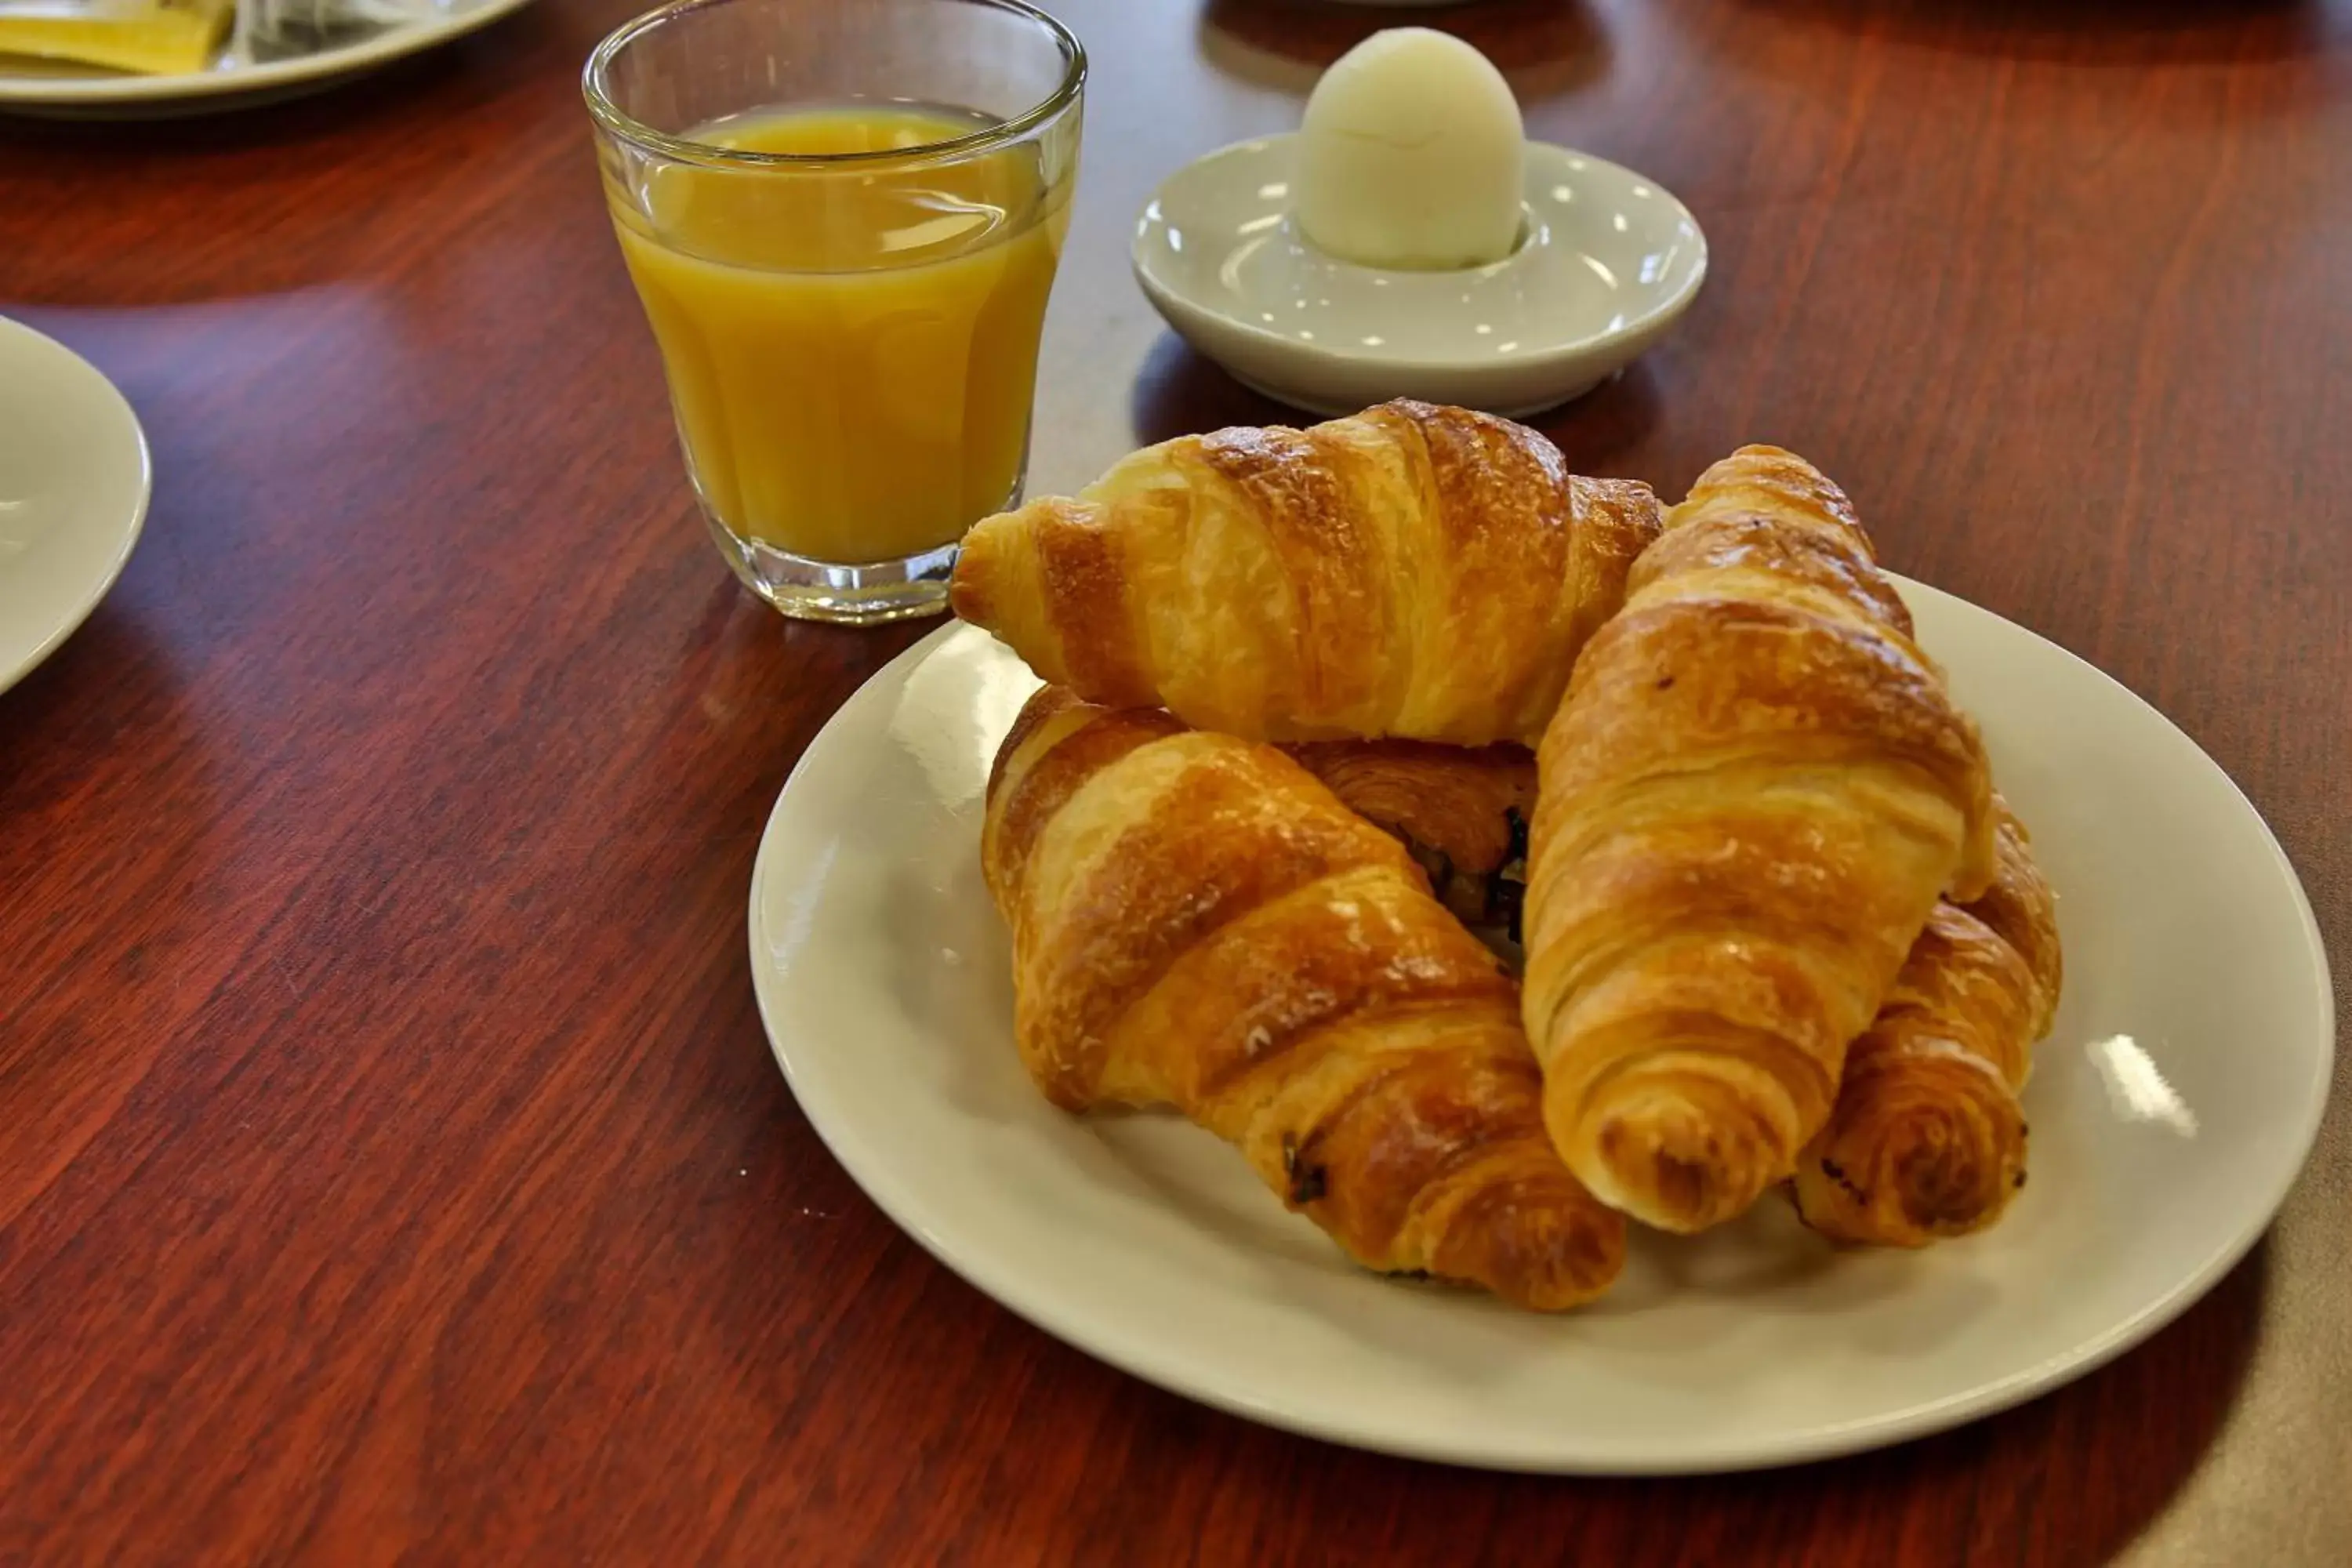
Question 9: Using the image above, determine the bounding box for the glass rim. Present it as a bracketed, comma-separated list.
[583, 0, 1087, 171]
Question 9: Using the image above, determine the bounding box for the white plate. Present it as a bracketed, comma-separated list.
[0, 0, 533, 115]
[748, 588, 2333, 1474]
[1133, 135, 1706, 417]
[0, 318, 150, 696]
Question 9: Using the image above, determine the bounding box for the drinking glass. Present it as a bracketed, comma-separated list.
[585, 0, 1085, 624]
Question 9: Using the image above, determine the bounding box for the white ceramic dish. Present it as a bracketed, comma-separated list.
[1133, 134, 1706, 418]
[0, 0, 533, 116]
[748, 593, 2332, 1474]
[0, 318, 151, 696]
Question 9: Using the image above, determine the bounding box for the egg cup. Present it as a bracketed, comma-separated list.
[1132, 134, 1706, 419]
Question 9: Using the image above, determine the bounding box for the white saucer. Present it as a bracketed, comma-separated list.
[0, 0, 534, 117]
[0, 318, 151, 695]
[748, 591, 2331, 1473]
[1133, 134, 1706, 418]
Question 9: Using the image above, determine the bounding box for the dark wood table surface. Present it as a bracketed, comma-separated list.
[5, 0, 2347, 1562]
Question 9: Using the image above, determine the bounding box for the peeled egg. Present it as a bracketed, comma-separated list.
[1295, 28, 1526, 272]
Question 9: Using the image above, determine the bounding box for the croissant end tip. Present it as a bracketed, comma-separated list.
[1570, 1071, 1801, 1234]
[946, 528, 996, 627]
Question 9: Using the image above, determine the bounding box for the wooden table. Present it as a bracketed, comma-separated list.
[4, 0, 2346, 1561]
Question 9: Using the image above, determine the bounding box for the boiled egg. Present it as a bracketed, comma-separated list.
[1294, 28, 1526, 272]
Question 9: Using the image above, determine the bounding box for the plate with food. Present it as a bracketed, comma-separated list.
[0, 0, 534, 115]
[0, 317, 150, 696]
[749, 402, 2332, 1473]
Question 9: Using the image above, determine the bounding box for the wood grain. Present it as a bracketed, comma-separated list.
[2, 0, 2346, 1562]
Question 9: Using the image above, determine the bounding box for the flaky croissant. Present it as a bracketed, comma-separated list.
[952, 400, 1663, 747]
[1285, 740, 1535, 932]
[1522, 445, 1998, 1233]
[1794, 804, 2061, 1245]
[985, 686, 1624, 1310]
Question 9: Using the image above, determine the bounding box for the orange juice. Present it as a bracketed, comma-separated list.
[606, 103, 1073, 563]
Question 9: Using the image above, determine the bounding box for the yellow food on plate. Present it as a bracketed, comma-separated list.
[0, 0, 231, 75]
[952, 398, 1661, 748]
[967, 405, 2047, 1301]
[1794, 802, 2062, 1245]
[982, 685, 1625, 1311]
[1521, 445, 1997, 1235]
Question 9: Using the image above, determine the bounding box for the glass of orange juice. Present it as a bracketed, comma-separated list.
[584, 0, 1084, 624]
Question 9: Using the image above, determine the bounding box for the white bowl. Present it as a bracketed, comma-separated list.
[1132, 133, 1706, 418]
[748, 597, 2333, 1473]
[0, 318, 150, 695]
[0, 0, 539, 118]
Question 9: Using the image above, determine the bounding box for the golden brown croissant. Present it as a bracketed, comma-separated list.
[1955, 808, 2063, 1035]
[985, 686, 1624, 1310]
[1793, 803, 2061, 1244]
[1284, 740, 1535, 931]
[1521, 445, 1998, 1233]
[951, 400, 1663, 746]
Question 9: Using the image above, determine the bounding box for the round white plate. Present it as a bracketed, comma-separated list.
[0, 0, 534, 116]
[0, 318, 151, 696]
[1134, 135, 1706, 418]
[748, 588, 2333, 1473]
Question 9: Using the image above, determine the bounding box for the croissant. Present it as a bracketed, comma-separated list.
[1954, 807, 2063, 1031]
[1794, 804, 2061, 1244]
[1285, 740, 1535, 931]
[951, 400, 1663, 746]
[1521, 445, 1998, 1232]
[985, 686, 1625, 1310]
